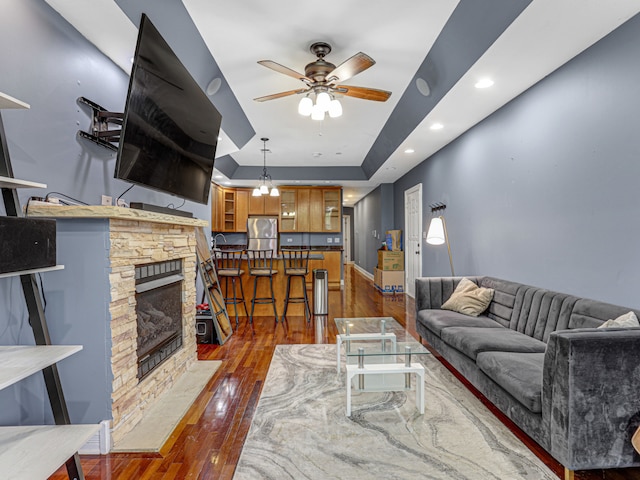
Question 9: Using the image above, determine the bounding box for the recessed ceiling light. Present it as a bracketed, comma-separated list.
[404, 148, 415, 154]
[430, 123, 444, 130]
[385, 166, 397, 171]
[475, 78, 494, 89]
[223, 181, 231, 185]
[214, 174, 223, 179]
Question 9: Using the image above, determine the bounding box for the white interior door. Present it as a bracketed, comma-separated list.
[404, 184, 422, 297]
[342, 215, 351, 264]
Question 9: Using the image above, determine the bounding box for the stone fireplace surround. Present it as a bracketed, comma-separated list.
[28, 205, 208, 449]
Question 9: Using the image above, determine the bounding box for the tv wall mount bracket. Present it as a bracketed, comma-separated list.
[77, 96, 122, 152]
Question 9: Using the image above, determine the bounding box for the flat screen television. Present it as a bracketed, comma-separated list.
[114, 14, 222, 205]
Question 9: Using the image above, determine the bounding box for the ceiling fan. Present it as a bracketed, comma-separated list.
[254, 42, 392, 114]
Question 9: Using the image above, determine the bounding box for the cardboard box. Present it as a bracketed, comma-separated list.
[374, 268, 404, 294]
[377, 250, 404, 271]
[385, 230, 403, 251]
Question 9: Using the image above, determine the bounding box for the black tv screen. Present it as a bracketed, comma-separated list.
[114, 14, 222, 205]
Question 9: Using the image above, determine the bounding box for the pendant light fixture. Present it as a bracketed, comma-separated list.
[252, 137, 279, 197]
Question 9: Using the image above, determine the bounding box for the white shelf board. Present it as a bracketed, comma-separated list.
[0, 175, 46, 189]
[0, 264, 64, 279]
[0, 92, 30, 109]
[0, 345, 82, 391]
[0, 425, 99, 479]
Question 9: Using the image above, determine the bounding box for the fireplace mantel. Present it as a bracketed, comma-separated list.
[27, 204, 208, 227]
[27, 206, 207, 450]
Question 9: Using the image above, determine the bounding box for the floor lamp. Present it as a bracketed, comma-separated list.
[426, 203, 455, 276]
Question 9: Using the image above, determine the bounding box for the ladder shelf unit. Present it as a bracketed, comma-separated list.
[0, 97, 91, 479]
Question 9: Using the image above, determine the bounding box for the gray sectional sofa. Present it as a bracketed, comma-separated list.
[415, 276, 640, 475]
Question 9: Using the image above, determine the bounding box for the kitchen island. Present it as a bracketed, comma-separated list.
[213, 247, 343, 319]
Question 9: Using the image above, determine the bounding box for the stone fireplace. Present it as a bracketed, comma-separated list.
[108, 217, 200, 446]
[26, 204, 208, 452]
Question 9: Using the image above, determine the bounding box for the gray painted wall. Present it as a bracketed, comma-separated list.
[391, 12, 640, 308]
[0, 0, 213, 425]
[353, 184, 395, 273]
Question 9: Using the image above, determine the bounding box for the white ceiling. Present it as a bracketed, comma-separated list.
[45, 0, 640, 206]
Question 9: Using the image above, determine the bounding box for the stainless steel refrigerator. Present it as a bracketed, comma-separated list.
[247, 216, 278, 254]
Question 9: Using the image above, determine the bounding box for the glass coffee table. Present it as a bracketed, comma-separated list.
[334, 317, 429, 416]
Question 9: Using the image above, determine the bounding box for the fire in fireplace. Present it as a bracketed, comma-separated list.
[135, 259, 184, 380]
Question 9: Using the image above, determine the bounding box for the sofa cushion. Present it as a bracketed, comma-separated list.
[598, 311, 640, 329]
[417, 309, 504, 337]
[476, 351, 545, 413]
[441, 278, 494, 316]
[440, 327, 547, 360]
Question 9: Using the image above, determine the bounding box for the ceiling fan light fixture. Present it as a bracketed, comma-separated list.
[298, 96, 313, 116]
[311, 104, 325, 121]
[328, 98, 342, 118]
[252, 187, 262, 197]
[270, 185, 280, 196]
[316, 91, 331, 111]
[259, 184, 269, 194]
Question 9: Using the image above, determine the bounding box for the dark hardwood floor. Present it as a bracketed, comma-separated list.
[51, 265, 640, 480]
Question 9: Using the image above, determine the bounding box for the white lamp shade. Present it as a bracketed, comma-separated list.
[328, 99, 342, 118]
[259, 184, 269, 194]
[252, 187, 262, 197]
[311, 104, 325, 121]
[316, 91, 331, 111]
[426, 216, 446, 245]
[270, 186, 280, 196]
[298, 96, 313, 116]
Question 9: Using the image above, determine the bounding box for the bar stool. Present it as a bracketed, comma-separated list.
[246, 249, 278, 323]
[215, 248, 248, 326]
[281, 247, 311, 322]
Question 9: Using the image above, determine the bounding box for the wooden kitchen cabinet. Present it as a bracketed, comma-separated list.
[249, 193, 280, 216]
[280, 188, 310, 232]
[235, 189, 249, 232]
[306, 250, 341, 290]
[309, 187, 341, 232]
[323, 250, 342, 289]
[223, 189, 235, 232]
[210, 183, 220, 231]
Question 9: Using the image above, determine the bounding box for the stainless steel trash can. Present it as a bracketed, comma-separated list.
[313, 269, 328, 315]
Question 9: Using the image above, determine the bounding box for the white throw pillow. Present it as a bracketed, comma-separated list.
[441, 277, 494, 317]
[597, 311, 640, 329]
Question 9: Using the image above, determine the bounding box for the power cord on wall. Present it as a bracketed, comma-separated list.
[166, 198, 186, 210]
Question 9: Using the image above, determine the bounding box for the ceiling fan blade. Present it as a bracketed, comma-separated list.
[333, 85, 391, 102]
[326, 52, 375, 83]
[254, 88, 309, 102]
[257, 60, 312, 84]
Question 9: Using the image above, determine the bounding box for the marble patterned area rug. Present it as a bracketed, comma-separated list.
[234, 344, 556, 480]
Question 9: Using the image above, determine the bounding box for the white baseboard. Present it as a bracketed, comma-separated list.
[79, 419, 112, 454]
[354, 264, 374, 280]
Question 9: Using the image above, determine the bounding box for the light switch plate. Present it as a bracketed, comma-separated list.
[327, 237, 333, 243]
[101, 195, 113, 206]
